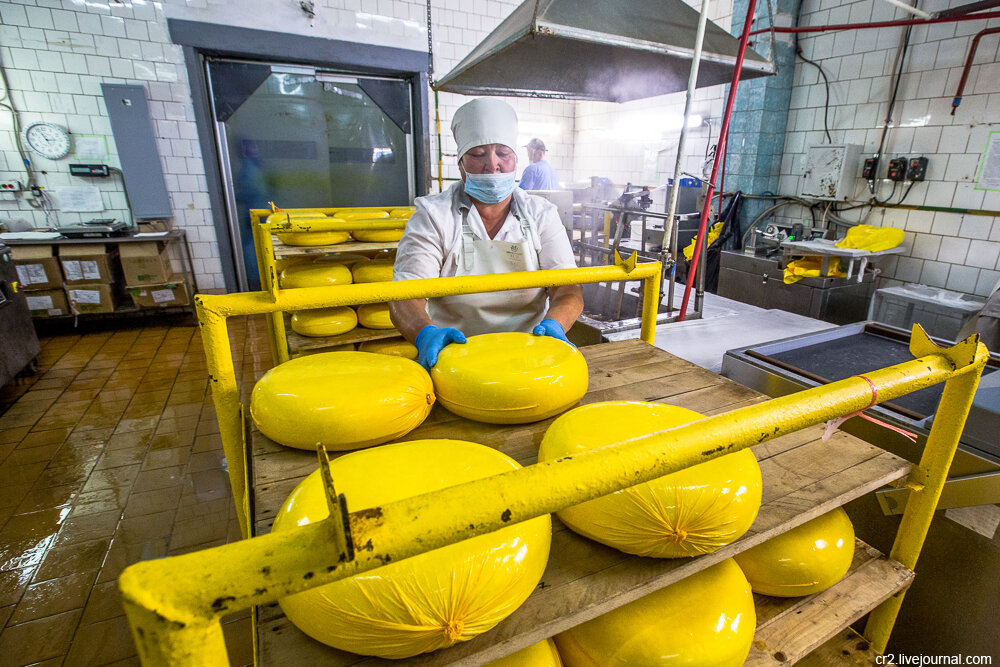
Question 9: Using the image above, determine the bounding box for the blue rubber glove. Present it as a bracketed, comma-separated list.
[532, 318, 573, 346]
[415, 324, 467, 370]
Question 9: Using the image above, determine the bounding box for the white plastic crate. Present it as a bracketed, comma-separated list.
[869, 283, 986, 341]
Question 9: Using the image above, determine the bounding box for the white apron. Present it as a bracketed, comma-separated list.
[427, 199, 547, 336]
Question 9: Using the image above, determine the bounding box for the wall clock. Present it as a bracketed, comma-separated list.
[24, 122, 72, 159]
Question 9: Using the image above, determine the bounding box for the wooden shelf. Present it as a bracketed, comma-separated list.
[250, 339, 911, 666]
[272, 236, 398, 259]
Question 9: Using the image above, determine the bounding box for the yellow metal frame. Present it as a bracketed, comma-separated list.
[121, 261, 987, 665]
[249, 207, 412, 366]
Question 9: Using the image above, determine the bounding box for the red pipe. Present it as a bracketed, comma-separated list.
[952, 26, 1000, 114]
[679, 0, 758, 321]
[748, 9, 1000, 35]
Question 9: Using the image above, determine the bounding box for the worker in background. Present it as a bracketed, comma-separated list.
[519, 137, 560, 191]
[390, 99, 583, 370]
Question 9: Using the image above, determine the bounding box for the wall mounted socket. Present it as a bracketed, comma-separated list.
[0, 181, 23, 191]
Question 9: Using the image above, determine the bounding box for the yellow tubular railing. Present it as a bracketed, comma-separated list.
[120, 322, 986, 665]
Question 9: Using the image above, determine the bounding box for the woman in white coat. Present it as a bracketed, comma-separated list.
[390, 98, 583, 369]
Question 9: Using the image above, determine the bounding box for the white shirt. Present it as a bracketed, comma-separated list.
[393, 181, 578, 282]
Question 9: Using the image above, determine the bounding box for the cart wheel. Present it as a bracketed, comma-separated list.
[26, 358, 38, 374]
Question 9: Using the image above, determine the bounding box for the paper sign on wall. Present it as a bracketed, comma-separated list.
[74, 135, 109, 160]
[55, 186, 104, 212]
[975, 130, 1000, 191]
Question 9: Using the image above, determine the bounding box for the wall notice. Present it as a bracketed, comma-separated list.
[975, 130, 1000, 191]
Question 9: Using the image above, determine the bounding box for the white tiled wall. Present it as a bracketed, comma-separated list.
[0, 0, 574, 291]
[777, 0, 1000, 297]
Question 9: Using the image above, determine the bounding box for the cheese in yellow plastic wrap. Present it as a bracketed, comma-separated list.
[290, 306, 357, 337]
[250, 352, 433, 450]
[486, 638, 563, 666]
[292, 343, 354, 358]
[432, 333, 588, 424]
[352, 228, 405, 242]
[538, 401, 762, 557]
[333, 210, 390, 220]
[554, 559, 754, 666]
[276, 230, 351, 246]
[273, 439, 552, 659]
[358, 338, 418, 360]
[279, 261, 353, 289]
[357, 303, 394, 329]
[734, 507, 855, 597]
[265, 210, 326, 226]
[351, 258, 394, 283]
[390, 207, 415, 217]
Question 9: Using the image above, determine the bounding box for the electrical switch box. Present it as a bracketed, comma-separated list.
[799, 144, 865, 201]
[862, 157, 879, 181]
[887, 158, 907, 182]
[0, 181, 23, 192]
[69, 164, 110, 177]
[906, 157, 928, 181]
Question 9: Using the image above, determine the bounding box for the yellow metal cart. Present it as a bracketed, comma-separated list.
[119, 258, 987, 665]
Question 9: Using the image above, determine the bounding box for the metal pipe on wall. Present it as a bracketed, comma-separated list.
[951, 26, 1000, 114]
[679, 0, 760, 320]
[748, 9, 1000, 35]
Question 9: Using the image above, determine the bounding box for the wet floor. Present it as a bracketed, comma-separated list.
[0, 317, 271, 666]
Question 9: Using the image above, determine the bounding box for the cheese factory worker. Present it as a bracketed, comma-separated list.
[519, 137, 560, 191]
[390, 98, 583, 370]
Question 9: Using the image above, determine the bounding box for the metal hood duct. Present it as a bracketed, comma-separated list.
[434, 0, 773, 103]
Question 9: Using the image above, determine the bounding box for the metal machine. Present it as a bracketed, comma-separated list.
[722, 322, 1000, 656]
[0, 242, 40, 388]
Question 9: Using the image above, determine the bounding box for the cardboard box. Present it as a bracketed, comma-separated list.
[11, 245, 62, 290]
[127, 276, 190, 309]
[66, 283, 117, 314]
[58, 244, 119, 284]
[120, 242, 172, 285]
[137, 220, 170, 233]
[23, 288, 69, 318]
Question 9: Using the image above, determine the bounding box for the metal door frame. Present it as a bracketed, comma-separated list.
[169, 18, 430, 292]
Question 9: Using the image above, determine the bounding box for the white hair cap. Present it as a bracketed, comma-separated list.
[451, 98, 519, 161]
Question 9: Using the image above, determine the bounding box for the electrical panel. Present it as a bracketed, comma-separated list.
[862, 157, 879, 180]
[69, 164, 110, 177]
[907, 157, 928, 181]
[799, 144, 864, 201]
[887, 158, 907, 182]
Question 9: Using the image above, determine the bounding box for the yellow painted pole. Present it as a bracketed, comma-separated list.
[120, 334, 986, 666]
[864, 351, 988, 651]
[249, 209, 287, 366]
[641, 265, 660, 345]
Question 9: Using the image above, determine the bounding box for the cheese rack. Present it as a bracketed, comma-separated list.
[249, 207, 413, 363]
[118, 263, 989, 666]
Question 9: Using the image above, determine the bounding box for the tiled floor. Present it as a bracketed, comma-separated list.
[0, 317, 271, 667]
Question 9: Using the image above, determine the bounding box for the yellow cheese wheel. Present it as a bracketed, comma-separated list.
[358, 338, 418, 360]
[273, 255, 316, 275]
[290, 307, 357, 337]
[487, 639, 563, 666]
[554, 559, 754, 667]
[279, 261, 353, 289]
[273, 439, 551, 659]
[292, 343, 354, 358]
[276, 231, 351, 246]
[390, 207, 415, 218]
[432, 333, 588, 424]
[250, 352, 433, 450]
[333, 210, 390, 220]
[351, 228, 405, 242]
[357, 303, 394, 329]
[538, 401, 762, 558]
[734, 507, 855, 597]
[351, 258, 394, 283]
[265, 210, 327, 225]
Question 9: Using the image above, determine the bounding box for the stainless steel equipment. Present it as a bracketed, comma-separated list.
[434, 0, 772, 102]
[0, 242, 40, 388]
[721, 322, 1000, 657]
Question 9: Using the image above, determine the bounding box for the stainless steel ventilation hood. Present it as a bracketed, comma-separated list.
[434, 0, 773, 103]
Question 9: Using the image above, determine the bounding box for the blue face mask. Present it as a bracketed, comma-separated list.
[464, 172, 517, 204]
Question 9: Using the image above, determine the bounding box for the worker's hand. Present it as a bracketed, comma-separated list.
[532, 318, 573, 346]
[415, 324, 466, 370]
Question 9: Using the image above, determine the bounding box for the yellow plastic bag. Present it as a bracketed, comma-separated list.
[734, 507, 855, 597]
[290, 306, 357, 337]
[783, 256, 845, 284]
[683, 221, 725, 261]
[538, 401, 762, 558]
[835, 224, 904, 252]
[273, 439, 552, 659]
[487, 638, 563, 666]
[432, 333, 589, 424]
[554, 559, 755, 666]
[250, 351, 433, 450]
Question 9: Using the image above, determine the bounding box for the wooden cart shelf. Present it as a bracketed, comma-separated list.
[249, 339, 912, 666]
[271, 236, 398, 259]
[284, 321, 402, 354]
